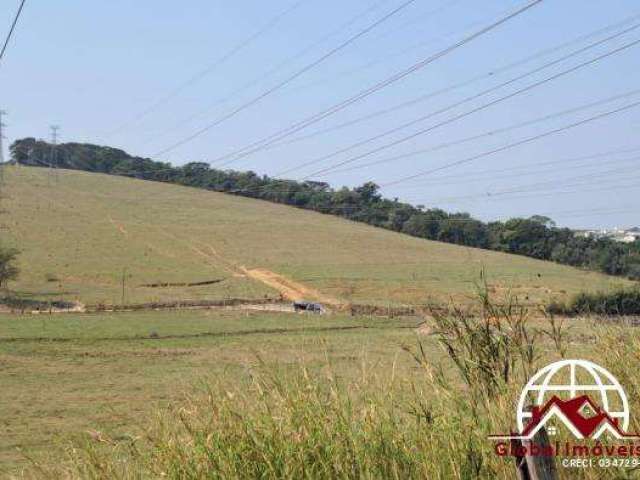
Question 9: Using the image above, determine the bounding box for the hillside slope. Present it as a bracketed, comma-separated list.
[3, 166, 629, 306]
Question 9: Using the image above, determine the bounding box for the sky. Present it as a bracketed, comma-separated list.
[1, 0, 639, 229]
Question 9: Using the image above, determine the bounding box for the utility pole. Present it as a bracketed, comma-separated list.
[0, 110, 7, 193]
[49, 125, 60, 183]
[0, 110, 6, 165]
[0, 111, 6, 228]
[121, 267, 127, 305]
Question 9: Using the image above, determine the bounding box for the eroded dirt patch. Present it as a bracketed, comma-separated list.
[138, 279, 225, 288]
[242, 268, 342, 307]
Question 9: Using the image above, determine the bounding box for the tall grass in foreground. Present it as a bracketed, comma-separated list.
[21, 288, 640, 479]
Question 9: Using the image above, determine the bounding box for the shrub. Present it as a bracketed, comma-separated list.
[0, 245, 19, 288]
[44, 273, 59, 282]
[548, 286, 640, 316]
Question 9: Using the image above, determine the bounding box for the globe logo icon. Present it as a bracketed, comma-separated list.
[516, 359, 629, 435]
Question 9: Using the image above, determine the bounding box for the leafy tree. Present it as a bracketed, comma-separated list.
[529, 215, 556, 228]
[0, 246, 19, 288]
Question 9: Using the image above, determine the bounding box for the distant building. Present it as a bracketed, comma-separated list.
[303, 181, 330, 191]
[622, 231, 640, 243]
[574, 227, 640, 243]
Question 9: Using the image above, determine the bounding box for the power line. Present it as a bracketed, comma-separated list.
[208, 99, 640, 196]
[319, 87, 640, 177]
[260, 11, 640, 159]
[371, 0, 462, 42]
[449, 178, 640, 205]
[397, 149, 640, 189]
[153, 0, 421, 158]
[422, 145, 640, 182]
[240, 144, 640, 195]
[279, 0, 486, 97]
[145, 0, 470, 154]
[103, 0, 310, 139]
[220, 1, 513, 140]
[381, 100, 640, 188]
[283, 24, 639, 177]
[209, 0, 544, 167]
[39, 81, 640, 201]
[413, 161, 640, 205]
[236, 137, 640, 196]
[23, 91, 638, 208]
[127, 11, 640, 182]
[302, 34, 640, 180]
[229, 86, 640, 195]
[139, 0, 392, 148]
[0, 0, 26, 65]
[61, 85, 640, 199]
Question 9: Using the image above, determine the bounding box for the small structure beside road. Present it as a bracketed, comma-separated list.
[293, 300, 324, 314]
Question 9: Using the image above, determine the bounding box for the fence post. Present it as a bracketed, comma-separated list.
[513, 427, 557, 480]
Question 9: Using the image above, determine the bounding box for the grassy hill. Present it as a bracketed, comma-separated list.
[2, 165, 630, 307]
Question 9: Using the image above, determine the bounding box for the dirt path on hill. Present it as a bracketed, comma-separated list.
[108, 215, 180, 260]
[105, 218, 341, 308]
[241, 267, 342, 307]
[163, 232, 340, 306]
[108, 215, 129, 237]
[188, 243, 239, 276]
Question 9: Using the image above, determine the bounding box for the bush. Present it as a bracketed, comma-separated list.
[547, 286, 640, 316]
[0, 245, 19, 288]
[44, 273, 59, 282]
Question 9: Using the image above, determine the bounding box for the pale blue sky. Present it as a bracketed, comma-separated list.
[1, 0, 639, 228]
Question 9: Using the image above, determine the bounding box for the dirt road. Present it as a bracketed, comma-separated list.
[242, 267, 342, 307]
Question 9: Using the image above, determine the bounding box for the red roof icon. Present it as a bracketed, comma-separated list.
[522, 395, 636, 439]
[489, 394, 640, 440]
